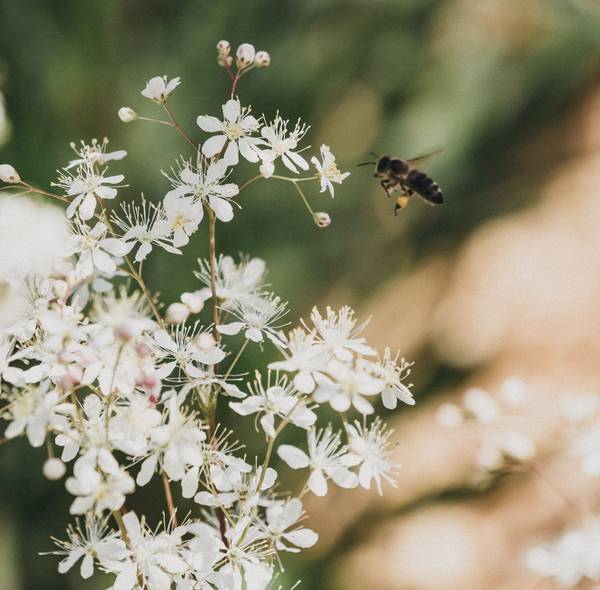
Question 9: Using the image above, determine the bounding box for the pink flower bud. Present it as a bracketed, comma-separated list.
[118, 107, 138, 122]
[236, 43, 256, 69]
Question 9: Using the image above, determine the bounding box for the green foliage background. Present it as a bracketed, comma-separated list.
[0, 1, 599, 588]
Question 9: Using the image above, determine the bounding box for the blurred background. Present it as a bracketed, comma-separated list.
[2, 0, 600, 588]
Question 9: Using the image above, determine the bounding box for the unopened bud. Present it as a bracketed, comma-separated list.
[195, 332, 216, 351]
[313, 211, 331, 228]
[166, 302, 190, 324]
[217, 40, 231, 55]
[236, 43, 256, 69]
[254, 51, 271, 68]
[118, 107, 138, 123]
[259, 160, 275, 179]
[0, 164, 21, 184]
[43, 458, 66, 480]
[181, 291, 204, 314]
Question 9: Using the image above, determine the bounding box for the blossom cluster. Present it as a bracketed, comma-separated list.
[0, 41, 413, 589]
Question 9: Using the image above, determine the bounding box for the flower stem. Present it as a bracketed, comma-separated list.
[161, 472, 178, 527]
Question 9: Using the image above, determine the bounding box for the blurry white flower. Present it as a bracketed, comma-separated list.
[197, 99, 262, 165]
[311, 145, 350, 198]
[463, 387, 499, 423]
[526, 520, 600, 587]
[277, 426, 358, 496]
[141, 75, 181, 103]
[573, 423, 600, 476]
[217, 40, 233, 67]
[500, 377, 527, 407]
[436, 402, 464, 427]
[180, 291, 204, 314]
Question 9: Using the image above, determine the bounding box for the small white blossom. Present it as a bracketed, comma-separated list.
[277, 426, 358, 496]
[371, 349, 414, 409]
[141, 75, 181, 103]
[258, 115, 309, 178]
[311, 145, 350, 198]
[197, 99, 262, 166]
[261, 498, 317, 553]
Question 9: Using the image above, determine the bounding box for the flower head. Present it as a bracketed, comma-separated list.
[311, 145, 350, 198]
[141, 75, 181, 103]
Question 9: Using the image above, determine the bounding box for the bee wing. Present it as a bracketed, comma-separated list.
[406, 148, 443, 167]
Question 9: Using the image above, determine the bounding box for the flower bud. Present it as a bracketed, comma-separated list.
[236, 43, 256, 69]
[181, 291, 204, 314]
[118, 107, 138, 123]
[0, 164, 21, 184]
[217, 40, 231, 55]
[259, 160, 275, 179]
[254, 51, 271, 68]
[195, 332, 216, 351]
[43, 458, 66, 480]
[166, 302, 190, 324]
[313, 212, 331, 228]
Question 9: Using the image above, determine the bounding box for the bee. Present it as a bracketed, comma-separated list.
[359, 152, 444, 214]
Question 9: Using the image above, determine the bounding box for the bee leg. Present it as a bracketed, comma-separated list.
[394, 194, 410, 215]
[380, 179, 392, 195]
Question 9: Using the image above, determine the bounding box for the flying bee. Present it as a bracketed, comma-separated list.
[358, 151, 444, 214]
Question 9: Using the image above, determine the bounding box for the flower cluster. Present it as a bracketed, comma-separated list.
[0, 41, 406, 589]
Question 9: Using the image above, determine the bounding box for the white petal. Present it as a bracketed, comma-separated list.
[277, 445, 310, 469]
[202, 134, 228, 158]
[208, 196, 234, 222]
[308, 469, 328, 496]
[222, 99, 240, 122]
[196, 115, 224, 132]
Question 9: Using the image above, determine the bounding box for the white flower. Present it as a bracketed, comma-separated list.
[114, 512, 189, 590]
[56, 165, 125, 221]
[65, 456, 135, 515]
[136, 397, 206, 490]
[64, 138, 127, 170]
[163, 191, 203, 247]
[112, 198, 179, 262]
[573, 423, 600, 476]
[71, 221, 132, 277]
[371, 349, 414, 409]
[0, 163, 20, 183]
[4, 383, 73, 447]
[309, 305, 376, 362]
[164, 159, 239, 223]
[311, 144, 350, 198]
[258, 115, 309, 178]
[463, 387, 499, 423]
[197, 99, 262, 166]
[346, 418, 398, 494]
[314, 359, 384, 415]
[525, 520, 600, 587]
[262, 498, 318, 553]
[268, 328, 326, 394]
[195, 254, 266, 307]
[49, 515, 128, 579]
[229, 373, 316, 437]
[277, 426, 358, 496]
[153, 324, 225, 379]
[141, 75, 181, 103]
[217, 294, 288, 346]
[109, 397, 163, 457]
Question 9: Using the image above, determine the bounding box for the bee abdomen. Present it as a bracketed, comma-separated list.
[406, 169, 444, 205]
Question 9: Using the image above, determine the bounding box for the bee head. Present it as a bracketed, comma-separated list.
[376, 155, 391, 176]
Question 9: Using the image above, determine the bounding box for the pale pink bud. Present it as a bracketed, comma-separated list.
[0, 164, 21, 184]
[118, 107, 138, 122]
[254, 51, 271, 67]
[166, 302, 190, 324]
[236, 43, 256, 69]
[313, 211, 331, 228]
[43, 458, 66, 480]
[217, 40, 231, 55]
